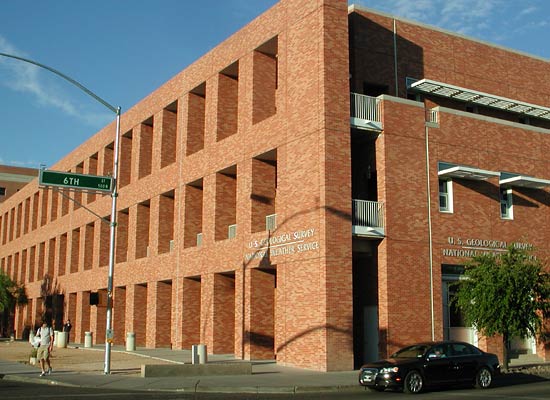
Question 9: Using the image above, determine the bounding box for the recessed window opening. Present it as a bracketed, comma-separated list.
[253, 36, 278, 124]
[217, 62, 239, 141]
[184, 179, 203, 248]
[187, 83, 206, 155]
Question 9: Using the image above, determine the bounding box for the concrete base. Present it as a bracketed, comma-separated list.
[141, 362, 252, 378]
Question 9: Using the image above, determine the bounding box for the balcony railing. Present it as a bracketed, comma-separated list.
[352, 199, 385, 237]
[350, 93, 382, 131]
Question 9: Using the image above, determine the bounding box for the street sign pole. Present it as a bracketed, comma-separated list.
[0, 52, 121, 375]
[104, 107, 121, 374]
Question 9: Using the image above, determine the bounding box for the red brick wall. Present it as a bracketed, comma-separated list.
[216, 73, 239, 141]
[185, 92, 206, 155]
[113, 286, 126, 345]
[137, 123, 153, 179]
[350, 7, 550, 104]
[119, 134, 133, 188]
[251, 158, 276, 233]
[215, 172, 237, 241]
[116, 210, 129, 263]
[134, 203, 150, 259]
[2, 0, 353, 370]
[75, 291, 90, 343]
[37, 242, 45, 280]
[160, 109, 177, 168]
[147, 280, 172, 348]
[7, 0, 547, 370]
[66, 293, 77, 343]
[252, 50, 277, 124]
[83, 224, 94, 271]
[180, 277, 201, 349]
[98, 220, 109, 267]
[376, 95, 550, 360]
[126, 284, 147, 347]
[201, 273, 235, 353]
[58, 234, 67, 276]
[28, 246, 35, 282]
[245, 268, 275, 359]
[157, 194, 174, 254]
[86, 155, 98, 204]
[90, 289, 107, 344]
[69, 228, 79, 274]
[183, 184, 203, 248]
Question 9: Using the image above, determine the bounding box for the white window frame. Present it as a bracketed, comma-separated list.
[439, 179, 453, 213]
[500, 188, 513, 220]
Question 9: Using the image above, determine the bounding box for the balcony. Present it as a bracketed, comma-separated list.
[350, 93, 382, 131]
[352, 199, 385, 237]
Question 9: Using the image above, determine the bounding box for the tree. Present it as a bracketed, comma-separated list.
[453, 245, 550, 371]
[0, 271, 27, 337]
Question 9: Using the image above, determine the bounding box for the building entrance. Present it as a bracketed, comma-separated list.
[352, 240, 379, 368]
[442, 272, 477, 346]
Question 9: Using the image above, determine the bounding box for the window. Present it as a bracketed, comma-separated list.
[0, 187, 5, 196]
[439, 179, 453, 213]
[500, 188, 513, 219]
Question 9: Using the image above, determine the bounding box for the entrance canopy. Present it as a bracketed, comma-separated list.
[438, 162, 499, 181]
[500, 172, 550, 189]
[408, 78, 550, 121]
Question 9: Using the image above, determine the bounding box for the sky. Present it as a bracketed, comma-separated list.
[1, 0, 548, 169]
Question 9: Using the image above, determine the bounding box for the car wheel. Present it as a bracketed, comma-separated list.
[474, 367, 492, 389]
[403, 370, 423, 394]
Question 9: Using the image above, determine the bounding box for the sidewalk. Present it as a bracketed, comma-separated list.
[2, 339, 550, 394]
[0, 340, 361, 394]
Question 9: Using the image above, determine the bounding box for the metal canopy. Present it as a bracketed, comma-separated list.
[500, 173, 550, 189]
[408, 78, 550, 121]
[438, 162, 499, 181]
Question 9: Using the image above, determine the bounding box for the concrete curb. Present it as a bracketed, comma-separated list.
[1, 374, 80, 388]
[189, 385, 363, 394]
[1, 373, 363, 394]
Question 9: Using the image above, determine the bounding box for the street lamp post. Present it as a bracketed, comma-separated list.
[1, 52, 121, 374]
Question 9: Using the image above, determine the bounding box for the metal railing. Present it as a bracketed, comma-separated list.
[350, 93, 381, 122]
[352, 199, 384, 228]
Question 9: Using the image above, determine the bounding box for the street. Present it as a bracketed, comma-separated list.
[1, 379, 550, 400]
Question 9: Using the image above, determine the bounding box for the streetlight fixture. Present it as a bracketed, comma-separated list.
[0, 52, 121, 374]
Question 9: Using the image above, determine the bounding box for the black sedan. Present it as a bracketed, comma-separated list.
[358, 341, 500, 394]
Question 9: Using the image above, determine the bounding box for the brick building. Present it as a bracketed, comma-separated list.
[0, 165, 37, 203]
[1, 0, 549, 371]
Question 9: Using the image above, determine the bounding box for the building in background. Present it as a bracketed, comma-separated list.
[1, 0, 549, 371]
[0, 165, 37, 203]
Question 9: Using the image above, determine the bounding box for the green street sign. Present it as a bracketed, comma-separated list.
[39, 169, 113, 192]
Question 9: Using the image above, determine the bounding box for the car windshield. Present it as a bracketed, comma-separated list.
[391, 344, 430, 358]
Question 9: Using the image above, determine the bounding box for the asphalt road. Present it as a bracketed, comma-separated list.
[1, 379, 550, 400]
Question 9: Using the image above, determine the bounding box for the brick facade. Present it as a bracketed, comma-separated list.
[1, 0, 549, 370]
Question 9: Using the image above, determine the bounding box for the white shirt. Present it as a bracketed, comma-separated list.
[37, 326, 54, 347]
